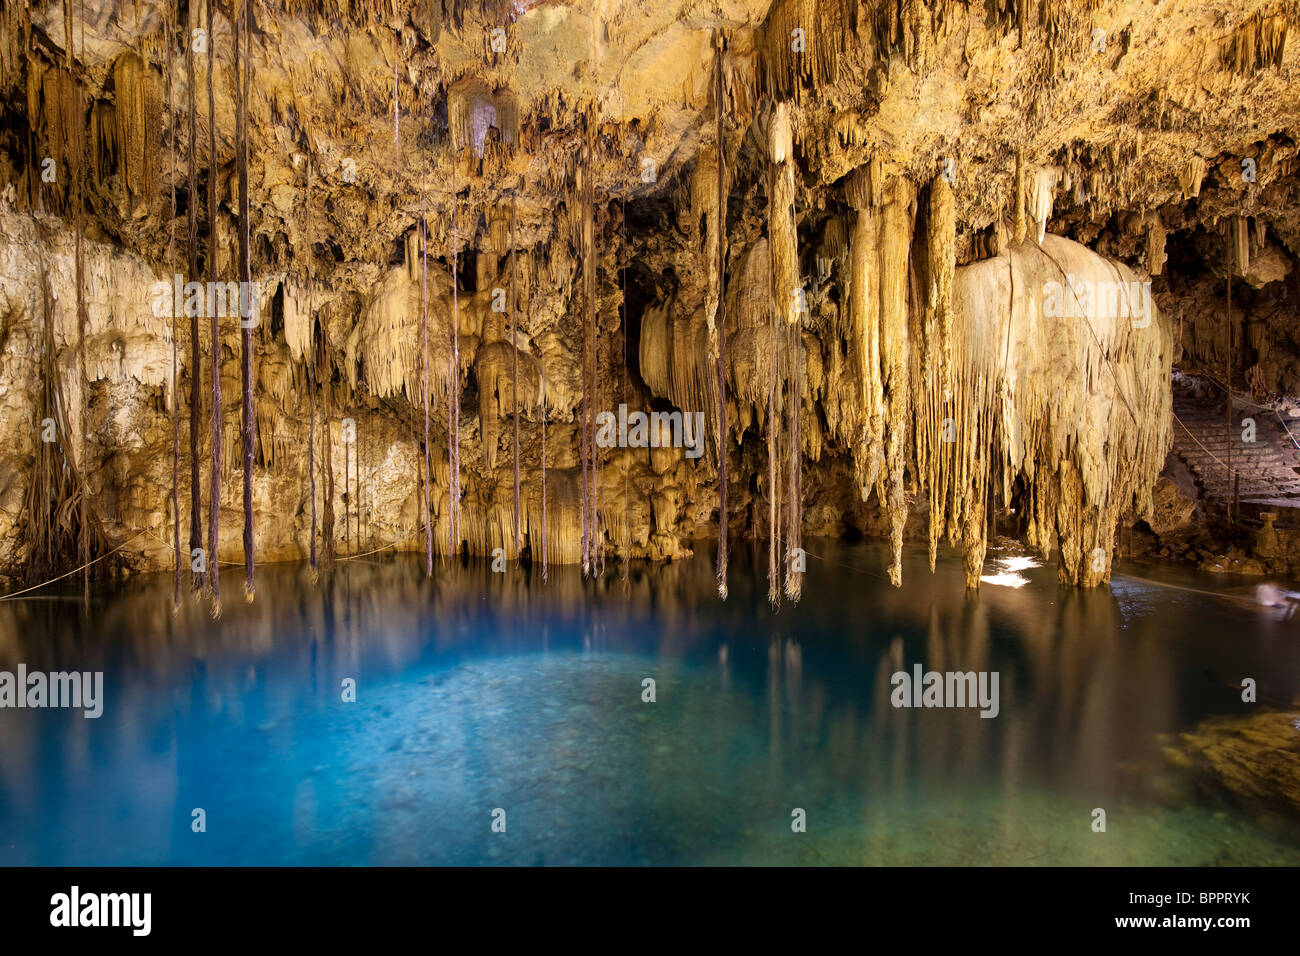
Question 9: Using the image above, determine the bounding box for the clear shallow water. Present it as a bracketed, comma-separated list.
[1, 542, 1297, 866]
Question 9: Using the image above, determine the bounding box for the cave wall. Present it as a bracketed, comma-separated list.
[0, 0, 1297, 591]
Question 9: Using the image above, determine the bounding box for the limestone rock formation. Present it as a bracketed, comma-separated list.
[0, 0, 1297, 594]
[1162, 710, 1300, 823]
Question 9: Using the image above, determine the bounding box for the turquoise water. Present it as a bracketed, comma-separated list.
[0, 542, 1297, 865]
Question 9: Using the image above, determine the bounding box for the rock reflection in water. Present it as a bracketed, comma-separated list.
[0, 542, 1297, 865]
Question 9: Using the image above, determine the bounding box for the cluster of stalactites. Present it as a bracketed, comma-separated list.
[692, 144, 728, 343]
[476, 341, 542, 471]
[637, 298, 717, 447]
[0, 1, 30, 92]
[448, 77, 520, 158]
[842, 160, 915, 585]
[756, 0, 856, 101]
[1221, 7, 1293, 74]
[1010, 153, 1063, 247]
[109, 51, 160, 220]
[24, 58, 84, 214]
[637, 144, 1170, 594]
[23, 47, 160, 222]
[780, 162, 1170, 592]
[937, 234, 1173, 588]
[767, 103, 798, 325]
[915, 175, 956, 573]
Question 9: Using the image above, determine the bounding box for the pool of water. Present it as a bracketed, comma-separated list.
[1, 541, 1297, 866]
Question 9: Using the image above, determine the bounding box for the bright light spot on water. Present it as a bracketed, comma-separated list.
[981, 553, 1043, 587]
[980, 572, 1030, 588]
[998, 555, 1042, 573]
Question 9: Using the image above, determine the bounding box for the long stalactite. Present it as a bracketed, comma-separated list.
[448, 153, 462, 560]
[919, 174, 956, 573]
[320, 323, 336, 566]
[579, 121, 597, 575]
[238, 0, 256, 600]
[767, 199, 783, 607]
[713, 31, 730, 601]
[421, 185, 433, 576]
[206, 0, 222, 616]
[878, 176, 913, 588]
[540, 357, 548, 583]
[767, 101, 802, 602]
[67, 0, 88, 603]
[306, 157, 318, 576]
[185, 0, 204, 591]
[510, 192, 521, 561]
[167, 9, 181, 610]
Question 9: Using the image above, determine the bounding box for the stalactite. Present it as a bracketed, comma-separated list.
[68, 0, 88, 602]
[343, 409, 350, 555]
[1026, 166, 1059, 245]
[940, 234, 1172, 588]
[26, 55, 84, 216]
[0, 1, 30, 95]
[845, 165, 881, 500]
[619, 186, 631, 584]
[757, 0, 854, 100]
[921, 175, 955, 572]
[766, 169, 783, 607]
[1231, 216, 1250, 276]
[878, 177, 913, 587]
[238, 0, 255, 601]
[186, 0, 204, 590]
[393, 25, 399, 169]
[843, 159, 917, 587]
[510, 193, 521, 561]
[954, 314, 992, 587]
[167, 11, 181, 610]
[207, 0, 222, 615]
[1178, 157, 1205, 199]
[1013, 149, 1027, 244]
[361, 408, 368, 549]
[785, 311, 802, 601]
[578, 238, 590, 570]
[111, 51, 159, 220]
[636, 296, 715, 438]
[713, 31, 730, 600]
[307, 158, 318, 576]
[518, 468, 583, 569]
[541, 360, 548, 582]
[1145, 210, 1166, 276]
[1226, 268, 1234, 522]
[448, 155, 462, 559]
[590, 162, 603, 576]
[320, 326, 336, 565]
[579, 118, 599, 575]
[448, 78, 520, 157]
[421, 187, 432, 576]
[766, 101, 802, 601]
[1222, 9, 1292, 74]
[354, 408, 360, 550]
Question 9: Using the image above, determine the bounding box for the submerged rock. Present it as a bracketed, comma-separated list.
[1161, 710, 1300, 824]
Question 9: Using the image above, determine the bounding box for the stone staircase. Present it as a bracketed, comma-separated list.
[1170, 375, 1300, 516]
